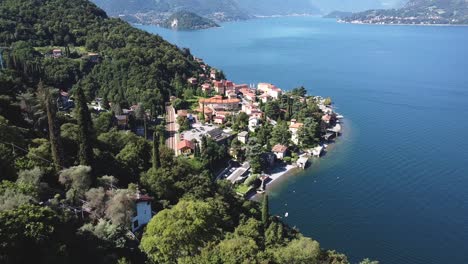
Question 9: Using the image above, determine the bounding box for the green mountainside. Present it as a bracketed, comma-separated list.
[343, 0, 468, 24]
[162, 11, 219, 30]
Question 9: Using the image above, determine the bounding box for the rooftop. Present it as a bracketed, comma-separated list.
[200, 96, 240, 104]
[238, 131, 248, 137]
[272, 144, 288, 153]
[177, 139, 195, 150]
[289, 123, 304, 129]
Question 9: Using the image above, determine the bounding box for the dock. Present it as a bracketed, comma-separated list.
[296, 155, 310, 169]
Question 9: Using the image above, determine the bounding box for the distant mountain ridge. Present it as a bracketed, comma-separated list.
[343, 0, 468, 24]
[234, 0, 320, 16]
[91, 0, 251, 24]
[91, 0, 324, 25]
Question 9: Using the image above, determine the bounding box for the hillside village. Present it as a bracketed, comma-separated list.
[49, 45, 343, 198]
[166, 58, 344, 196]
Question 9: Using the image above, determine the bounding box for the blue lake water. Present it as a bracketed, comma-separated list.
[137, 17, 468, 264]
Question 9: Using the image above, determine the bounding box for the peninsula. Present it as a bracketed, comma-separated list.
[161, 11, 219, 30]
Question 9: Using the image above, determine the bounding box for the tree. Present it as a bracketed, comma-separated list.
[16, 167, 44, 186]
[0, 204, 72, 264]
[262, 194, 269, 227]
[140, 200, 222, 263]
[0, 181, 37, 211]
[79, 219, 129, 248]
[105, 189, 135, 227]
[324, 97, 332, 106]
[265, 220, 284, 247]
[84, 187, 108, 221]
[75, 86, 94, 166]
[38, 82, 65, 170]
[274, 237, 321, 264]
[94, 111, 115, 135]
[152, 132, 160, 170]
[58, 165, 92, 203]
[359, 258, 380, 264]
[233, 218, 264, 247]
[216, 237, 259, 264]
[270, 121, 291, 146]
[264, 101, 281, 121]
[297, 118, 319, 148]
[291, 86, 307, 97]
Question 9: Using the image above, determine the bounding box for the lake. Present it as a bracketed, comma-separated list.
[137, 17, 468, 264]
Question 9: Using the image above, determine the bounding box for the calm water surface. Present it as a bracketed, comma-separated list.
[138, 17, 468, 264]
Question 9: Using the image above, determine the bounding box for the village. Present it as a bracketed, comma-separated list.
[160, 58, 344, 197]
[49, 46, 343, 199]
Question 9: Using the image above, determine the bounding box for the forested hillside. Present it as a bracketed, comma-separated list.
[162, 11, 220, 30]
[0, 0, 376, 263]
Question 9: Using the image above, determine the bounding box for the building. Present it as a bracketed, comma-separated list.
[201, 83, 212, 93]
[257, 82, 282, 100]
[249, 117, 260, 132]
[188, 77, 198, 85]
[258, 83, 274, 93]
[131, 192, 153, 232]
[213, 116, 226, 124]
[177, 139, 195, 155]
[199, 95, 241, 112]
[87, 52, 99, 63]
[272, 144, 288, 160]
[213, 80, 225, 94]
[52, 49, 62, 58]
[115, 115, 129, 128]
[239, 87, 256, 102]
[238, 131, 249, 144]
[322, 114, 332, 124]
[289, 119, 304, 145]
[296, 155, 309, 169]
[259, 93, 270, 103]
[210, 69, 217, 79]
[206, 128, 232, 144]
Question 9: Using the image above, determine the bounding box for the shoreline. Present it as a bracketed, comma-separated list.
[338, 20, 468, 27]
[249, 115, 348, 201]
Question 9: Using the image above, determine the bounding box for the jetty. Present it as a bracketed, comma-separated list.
[296, 155, 310, 169]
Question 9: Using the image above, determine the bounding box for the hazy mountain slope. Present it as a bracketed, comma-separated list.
[344, 0, 468, 24]
[234, 0, 320, 16]
[92, 0, 250, 23]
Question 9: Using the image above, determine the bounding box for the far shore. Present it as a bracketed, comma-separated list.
[338, 20, 468, 27]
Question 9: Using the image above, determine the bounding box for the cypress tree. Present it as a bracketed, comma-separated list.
[262, 193, 270, 227]
[152, 132, 160, 170]
[38, 82, 65, 171]
[75, 86, 94, 166]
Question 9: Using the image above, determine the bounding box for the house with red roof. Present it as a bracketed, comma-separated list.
[131, 190, 154, 232]
[272, 144, 288, 160]
[177, 139, 195, 155]
[289, 119, 304, 145]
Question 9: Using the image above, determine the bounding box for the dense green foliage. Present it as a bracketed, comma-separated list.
[162, 11, 219, 30]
